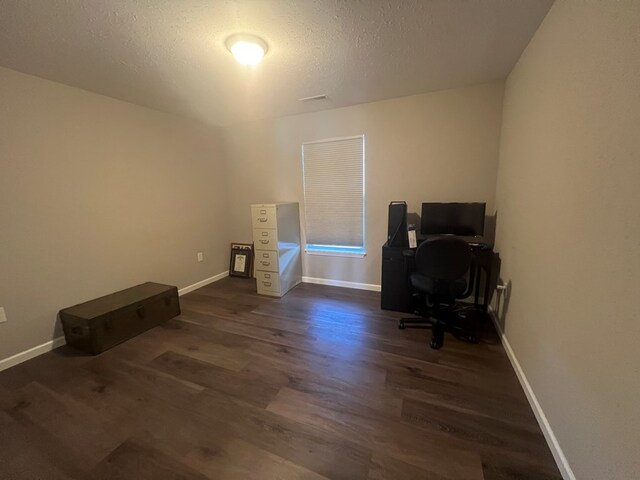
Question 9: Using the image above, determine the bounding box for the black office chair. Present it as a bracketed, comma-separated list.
[398, 236, 477, 349]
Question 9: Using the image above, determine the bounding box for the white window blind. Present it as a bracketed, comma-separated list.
[302, 135, 364, 251]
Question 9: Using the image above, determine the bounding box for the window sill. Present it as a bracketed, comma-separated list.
[305, 248, 366, 258]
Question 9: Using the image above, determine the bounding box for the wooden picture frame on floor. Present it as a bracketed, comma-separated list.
[229, 243, 254, 278]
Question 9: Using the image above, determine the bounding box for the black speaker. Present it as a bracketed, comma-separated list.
[387, 201, 408, 247]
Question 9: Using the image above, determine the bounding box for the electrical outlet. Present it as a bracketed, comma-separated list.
[197, 252, 204, 262]
[0, 307, 7, 324]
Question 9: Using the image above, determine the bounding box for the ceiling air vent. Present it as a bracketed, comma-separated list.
[298, 94, 327, 102]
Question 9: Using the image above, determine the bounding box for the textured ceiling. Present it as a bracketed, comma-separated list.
[0, 0, 553, 126]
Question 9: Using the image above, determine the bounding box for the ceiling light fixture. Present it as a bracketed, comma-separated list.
[225, 34, 268, 67]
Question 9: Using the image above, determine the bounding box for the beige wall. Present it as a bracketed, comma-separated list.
[222, 82, 504, 286]
[494, 1, 640, 479]
[0, 67, 229, 361]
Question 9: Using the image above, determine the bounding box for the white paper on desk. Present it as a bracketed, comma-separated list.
[234, 254, 246, 272]
[408, 225, 417, 248]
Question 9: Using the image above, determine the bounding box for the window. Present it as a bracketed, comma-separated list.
[302, 135, 365, 256]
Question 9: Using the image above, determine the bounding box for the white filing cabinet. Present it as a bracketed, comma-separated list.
[251, 203, 302, 297]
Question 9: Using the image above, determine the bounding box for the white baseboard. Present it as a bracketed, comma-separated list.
[0, 336, 66, 373]
[178, 271, 229, 296]
[0, 272, 229, 373]
[302, 276, 381, 292]
[488, 309, 576, 480]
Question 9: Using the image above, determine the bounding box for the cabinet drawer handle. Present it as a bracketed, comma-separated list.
[70, 326, 89, 337]
[264, 274, 271, 278]
[262, 282, 272, 287]
[262, 253, 269, 258]
[261, 232, 268, 236]
[261, 261, 270, 266]
[259, 239, 269, 244]
[258, 217, 267, 222]
[260, 209, 267, 214]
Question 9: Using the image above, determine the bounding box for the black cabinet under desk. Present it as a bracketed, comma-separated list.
[381, 244, 415, 313]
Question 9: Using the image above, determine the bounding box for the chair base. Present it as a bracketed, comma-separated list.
[398, 318, 433, 329]
[398, 305, 480, 349]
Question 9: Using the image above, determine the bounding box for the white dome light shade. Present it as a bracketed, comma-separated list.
[226, 34, 268, 67]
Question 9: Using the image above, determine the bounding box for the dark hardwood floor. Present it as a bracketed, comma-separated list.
[0, 277, 561, 479]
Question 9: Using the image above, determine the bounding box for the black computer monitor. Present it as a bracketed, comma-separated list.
[420, 202, 486, 236]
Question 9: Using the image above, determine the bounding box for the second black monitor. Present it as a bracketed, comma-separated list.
[421, 202, 486, 236]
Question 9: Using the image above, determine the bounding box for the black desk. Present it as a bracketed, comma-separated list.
[381, 237, 499, 315]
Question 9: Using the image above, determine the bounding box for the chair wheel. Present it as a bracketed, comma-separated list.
[398, 322, 406, 330]
[430, 339, 442, 349]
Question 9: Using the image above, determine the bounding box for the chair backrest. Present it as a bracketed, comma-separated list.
[414, 237, 472, 281]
